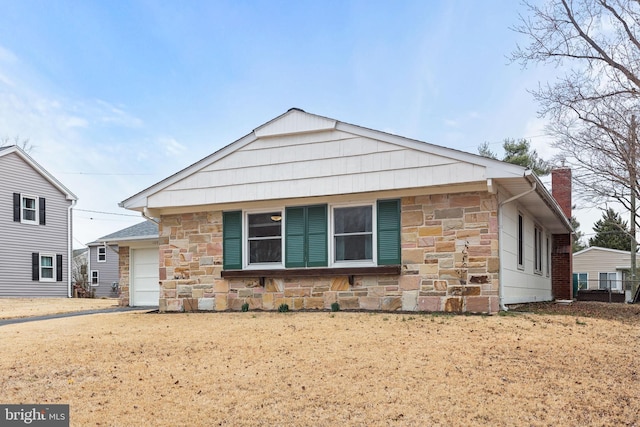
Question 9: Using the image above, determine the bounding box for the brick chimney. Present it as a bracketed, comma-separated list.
[550, 167, 573, 300]
[551, 167, 572, 219]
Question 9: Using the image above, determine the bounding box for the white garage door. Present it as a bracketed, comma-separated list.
[131, 247, 159, 306]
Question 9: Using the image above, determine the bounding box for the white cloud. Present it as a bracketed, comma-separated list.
[159, 137, 187, 156]
[0, 44, 17, 63]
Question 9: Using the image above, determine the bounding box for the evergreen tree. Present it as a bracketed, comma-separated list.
[478, 138, 551, 176]
[588, 208, 633, 251]
[571, 215, 586, 253]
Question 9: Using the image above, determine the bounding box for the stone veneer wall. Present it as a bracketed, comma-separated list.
[118, 246, 130, 307]
[157, 191, 500, 313]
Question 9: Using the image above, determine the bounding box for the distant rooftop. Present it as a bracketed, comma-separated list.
[91, 220, 158, 244]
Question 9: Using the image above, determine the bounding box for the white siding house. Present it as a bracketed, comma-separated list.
[120, 109, 573, 313]
[0, 145, 77, 297]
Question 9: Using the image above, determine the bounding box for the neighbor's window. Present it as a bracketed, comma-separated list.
[534, 225, 542, 274]
[576, 272, 588, 290]
[517, 213, 524, 269]
[334, 205, 373, 262]
[21, 195, 38, 224]
[91, 270, 99, 286]
[40, 254, 55, 282]
[247, 212, 282, 264]
[98, 246, 106, 262]
[599, 272, 619, 290]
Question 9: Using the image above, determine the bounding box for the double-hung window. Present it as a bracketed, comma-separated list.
[333, 205, 373, 263]
[223, 199, 400, 270]
[575, 272, 588, 290]
[13, 193, 45, 225]
[91, 270, 99, 286]
[40, 254, 55, 282]
[32, 253, 62, 282]
[247, 212, 282, 265]
[98, 246, 107, 262]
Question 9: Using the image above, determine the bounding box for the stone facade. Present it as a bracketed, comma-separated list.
[118, 246, 130, 307]
[153, 191, 500, 313]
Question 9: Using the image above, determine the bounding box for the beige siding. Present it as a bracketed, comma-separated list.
[573, 248, 637, 290]
[0, 152, 72, 296]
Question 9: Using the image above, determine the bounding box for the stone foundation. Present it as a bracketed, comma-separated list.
[155, 192, 500, 313]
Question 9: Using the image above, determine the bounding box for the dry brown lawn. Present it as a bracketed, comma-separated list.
[0, 298, 118, 319]
[1, 302, 639, 426]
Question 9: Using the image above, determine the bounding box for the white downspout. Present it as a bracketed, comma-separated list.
[142, 207, 159, 224]
[67, 200, 77, 298]
[498, 178, 537, 311]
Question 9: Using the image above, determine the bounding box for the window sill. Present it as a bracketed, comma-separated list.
[221, 265, 401, 286]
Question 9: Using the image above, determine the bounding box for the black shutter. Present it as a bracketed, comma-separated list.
[13, 193, 20, 222]
[32, 253, 39, 281]
[39, 198, 46, 225]
[56, 254, 63, 281]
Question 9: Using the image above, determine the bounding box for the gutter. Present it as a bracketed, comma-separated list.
[497, 170, 537, 311]
[67, 199, 77, 298]
[142, 207, 159, 224]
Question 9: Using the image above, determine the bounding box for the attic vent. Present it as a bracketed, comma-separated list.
[287, 107, 305, 113]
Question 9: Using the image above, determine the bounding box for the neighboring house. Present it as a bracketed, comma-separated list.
[85, 241, 119, 298]
[573, 246, 639, 298]
[0, 145, 77, 297]
[91, 220, 159, 306]
[120, 109, 573, 313]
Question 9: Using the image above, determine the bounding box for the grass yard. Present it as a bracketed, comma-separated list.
[0, 298, 118, 319]
[1, 302, 639, 426]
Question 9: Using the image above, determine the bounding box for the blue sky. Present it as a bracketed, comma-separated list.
[0, 1, 596, 247]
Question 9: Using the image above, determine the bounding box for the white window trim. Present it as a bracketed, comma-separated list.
[546, 234, 551, 277]
[243, 208, 284, 270]
[329, 201, 377, 268]
[97, 246, 107, 263]
[534, 224, 543, 275]
[91, 270, 99, 286]
[21, 194, 39, 225]
[576, 272, 588, 290]
[39, 253, 55, 282]
[598, 271, 621, 291]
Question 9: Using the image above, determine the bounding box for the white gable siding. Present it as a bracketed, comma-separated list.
[0, 152, 71, 296]
[500, 198, 553, 304]
[148, 130, 488, 209]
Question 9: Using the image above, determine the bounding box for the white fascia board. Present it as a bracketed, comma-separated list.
[119, 131, 258, 210]
[1, 146, 78, 200]
[527, 172, 573, 232]
[335, 121, 526, 178]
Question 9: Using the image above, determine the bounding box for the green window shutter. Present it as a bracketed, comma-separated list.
[285, 207, 306, 268]
[377, 199, 401, 265]
[306, 204, 328, 267]
[223, 211, 242, 270]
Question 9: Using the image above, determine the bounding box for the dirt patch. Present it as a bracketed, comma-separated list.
[1, 308, 639, 426]
[509, 301, 640, 324]
[0, 298, 118, 319]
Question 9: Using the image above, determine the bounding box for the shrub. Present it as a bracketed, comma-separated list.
[241, 302, 249, 312]
[278, 303, 289, 313]
[330, 302, 340, 312]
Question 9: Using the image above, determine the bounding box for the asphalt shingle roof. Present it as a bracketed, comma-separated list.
[97, 220, 158, 242]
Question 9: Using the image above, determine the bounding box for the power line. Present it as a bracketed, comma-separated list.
[75, 208, 140, 217]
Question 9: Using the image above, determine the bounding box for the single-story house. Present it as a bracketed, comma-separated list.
[91, 220, 159, 306]
[573, 246, 639, 301]
[1, 145, 77, 297]
[119, 108, 573, 313]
